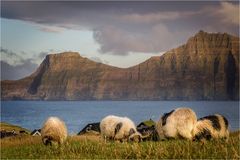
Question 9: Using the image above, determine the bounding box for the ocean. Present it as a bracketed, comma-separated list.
[1, 101, 239, 134]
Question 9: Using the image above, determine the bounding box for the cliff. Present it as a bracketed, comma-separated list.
[1, 31, 239, 100]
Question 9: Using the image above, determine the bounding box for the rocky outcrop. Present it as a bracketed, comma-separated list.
[1, 31, 239, 100]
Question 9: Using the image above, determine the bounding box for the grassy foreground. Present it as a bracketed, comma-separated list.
[1, 131, 240, 159]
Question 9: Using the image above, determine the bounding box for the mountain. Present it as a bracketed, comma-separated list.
[1, 31, 239, 100]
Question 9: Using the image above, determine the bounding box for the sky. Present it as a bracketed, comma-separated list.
[0, 1, 239, 80]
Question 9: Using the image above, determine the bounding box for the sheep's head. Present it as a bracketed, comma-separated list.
[155, 119, 166, 140]
[192, 128, 212, 141]
[42, 136, 61, 146]
[42, 136, 53, 146]
[128, 130, 142, 142]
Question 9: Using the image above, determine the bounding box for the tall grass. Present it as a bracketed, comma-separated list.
[1, 131, 239, 159]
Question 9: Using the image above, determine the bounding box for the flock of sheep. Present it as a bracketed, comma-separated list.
[40, 107, 229, 145]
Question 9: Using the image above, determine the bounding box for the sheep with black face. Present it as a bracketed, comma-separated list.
[100, 115, 142, 142]
[156, 107, 197, 140]
[41, 117, 68, 145]
[192, 114, 229, 141]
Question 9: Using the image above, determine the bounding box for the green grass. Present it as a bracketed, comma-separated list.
[1, 131, 239, 159]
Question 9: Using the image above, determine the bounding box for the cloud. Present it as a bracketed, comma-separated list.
[89, 56, 109, 64]
[1, 47, 55, 65]
[198, 2, 239, 27]
[93, 25, 144, 55]
[93, 24, 191, 55]
[1, 47, 25, 65]
[89, 56, 103, 63]
[0, 48, 39, 80]
[0, 48, 56, 80]
[1, 1, 239, 56]
[37, 51, 49, 59]
[216, 2, 239, 26]
[38, 25, 65, 33]
[1, 60, 38, 80]
[120, 11, 195, 24]
[1, 48, 18, 57]
[188, 1, 239, 34]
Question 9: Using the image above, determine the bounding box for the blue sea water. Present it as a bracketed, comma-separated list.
[1, 101, 239, 134]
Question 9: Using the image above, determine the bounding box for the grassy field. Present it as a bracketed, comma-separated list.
[1, 131, 239, 159]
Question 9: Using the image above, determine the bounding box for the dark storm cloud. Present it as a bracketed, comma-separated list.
[1, 1, 239, 55]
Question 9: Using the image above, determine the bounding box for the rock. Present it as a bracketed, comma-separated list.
[1, 31, 239, 100]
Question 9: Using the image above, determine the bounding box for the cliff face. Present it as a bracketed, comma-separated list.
[1, 31, 239, 100]
[125, 31, 239, 100]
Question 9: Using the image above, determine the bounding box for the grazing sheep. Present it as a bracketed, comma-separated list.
[100, 115, 142, 142]
[156, 107, 197, 140]
[41, 117, 67, 145]
[100, 115, 119, 140]
[192, 114, 229, 141]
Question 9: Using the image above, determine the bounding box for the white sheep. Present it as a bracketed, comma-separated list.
[41, 117, 68, 145]
[156, 107, 197, 140]
[192, 114, 229, 141]
[100, 115, 142, 142]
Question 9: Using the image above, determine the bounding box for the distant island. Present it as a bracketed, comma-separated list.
[1, 31, 239, 101]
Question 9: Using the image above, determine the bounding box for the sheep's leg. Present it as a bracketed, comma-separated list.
[224, 130, 229, 142]
[102, 135, 107, 142]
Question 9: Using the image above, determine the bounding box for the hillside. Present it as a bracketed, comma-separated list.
[1, 31, 239, 100]
[0, 122, 31, 134]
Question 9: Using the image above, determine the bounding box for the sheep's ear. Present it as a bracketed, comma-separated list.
[115, 122, 123, 135]
[129, 128, 136, 136]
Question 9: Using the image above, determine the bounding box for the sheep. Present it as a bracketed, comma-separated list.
[100, 115, 119, 140]
[100, 115, 143, 142]
[41, 117, 68, 145]
[156, 107, 197, 140]
[192, 114, 229, 141]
